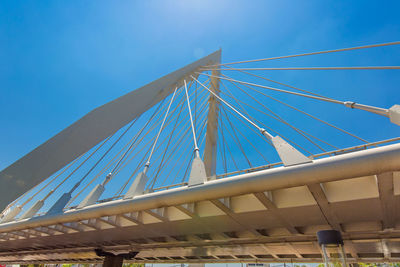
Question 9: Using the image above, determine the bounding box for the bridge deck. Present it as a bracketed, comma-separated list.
[0, 144, 400, 264]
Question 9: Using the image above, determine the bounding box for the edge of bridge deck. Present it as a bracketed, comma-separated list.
[0, 142, 399, 233]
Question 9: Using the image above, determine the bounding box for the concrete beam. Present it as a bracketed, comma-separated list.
[307, 183, 342, 231]
[377, 172, 395, 229]
[254, 192, 300, 234]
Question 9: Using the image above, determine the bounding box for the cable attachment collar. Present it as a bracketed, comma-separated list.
[259, 128, 273, 140]
[344, 101, 356, 108]
[102, 173, 113, 186]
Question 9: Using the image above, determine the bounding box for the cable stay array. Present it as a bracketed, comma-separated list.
[197, 72, 399, 125]
[1, 42, 399, 225]
[205, 40, 400, 66]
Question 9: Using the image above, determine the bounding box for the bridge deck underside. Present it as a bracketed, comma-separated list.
[1, 171, 400, 264]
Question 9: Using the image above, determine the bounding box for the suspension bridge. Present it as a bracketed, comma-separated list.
[0, 42, 400, 265]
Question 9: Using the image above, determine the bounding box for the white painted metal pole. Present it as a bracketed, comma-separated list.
[204, 52, 222, 179]
[184, 80, 200, 158]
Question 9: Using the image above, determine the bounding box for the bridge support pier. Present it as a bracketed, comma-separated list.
[95, 248, 138, 267]
[103, 254, 123, 267]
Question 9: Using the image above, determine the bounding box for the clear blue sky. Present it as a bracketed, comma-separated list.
[1, 1, 400, 181]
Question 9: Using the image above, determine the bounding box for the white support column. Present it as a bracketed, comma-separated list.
[20, 199, 44, 219]
[123, 172, 149, 199]
[204, 50, 221, 180]
[77, 184, 105, 208]
[46, 192, 71, 215]
[0, 205, 22, 223]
